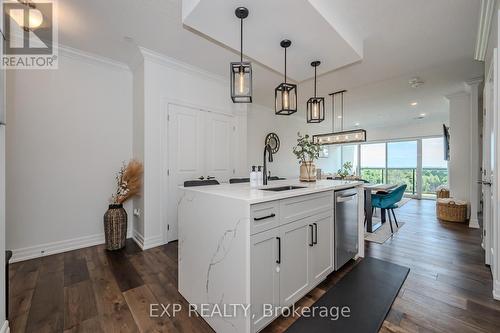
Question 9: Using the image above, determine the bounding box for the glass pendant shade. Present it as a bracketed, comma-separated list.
[230, 7, 252, 103]
[306, 61, 325, 123]
[275, 82, 297, 115]
[231, 62, 252, 103]
[306, 97, 325, 123]
[275, 39, 297, 115]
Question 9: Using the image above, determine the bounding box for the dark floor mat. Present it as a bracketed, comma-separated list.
[285, 257, 409, 333]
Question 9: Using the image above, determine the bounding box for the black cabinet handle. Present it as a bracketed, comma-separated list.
[276, 237, 281, 264]
[313, 223, 318, 245]
[309, 225, 314, 247]
[254, 213, 276, 221]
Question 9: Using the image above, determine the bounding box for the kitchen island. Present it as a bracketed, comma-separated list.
[178, 180, 364, 333]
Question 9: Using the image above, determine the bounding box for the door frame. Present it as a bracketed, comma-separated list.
[484, 57, 495, 266]
[162, 99, 236, 243]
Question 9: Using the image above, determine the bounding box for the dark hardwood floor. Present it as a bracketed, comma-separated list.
[8, 200, 499, 332]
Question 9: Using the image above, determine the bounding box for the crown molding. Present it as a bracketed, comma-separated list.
[56, 44, 130, 71]
[474, 0, 496, 61]
[465, 76, 485, 86]
[138, 46, 228, 84]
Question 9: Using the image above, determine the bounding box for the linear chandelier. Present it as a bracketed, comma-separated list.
[313, 90, 367, 145]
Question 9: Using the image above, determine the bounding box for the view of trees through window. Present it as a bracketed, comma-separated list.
[324, 137, 448, 198]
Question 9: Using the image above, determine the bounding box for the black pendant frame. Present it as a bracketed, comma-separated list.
[306, 97, 325, 123]
[275, 39, 297, 115]
[230, 7, 252, 103]
[306, 61, 325, 123]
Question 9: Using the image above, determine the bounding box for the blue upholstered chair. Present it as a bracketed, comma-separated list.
[371, 184, 407, 233]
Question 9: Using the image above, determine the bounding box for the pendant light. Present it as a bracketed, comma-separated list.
[313, 90, 367, 145]
[306, 61, 325, 123]
[275, 40, 297, 115]
[230, 7, 252, 103]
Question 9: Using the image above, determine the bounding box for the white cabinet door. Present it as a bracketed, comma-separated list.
[279, 219, 311, 307]
[251, 228, 280, 333]
[167, 104, 206, 241]
[205, 112, 234, 182]
[309, 211, 334, 286]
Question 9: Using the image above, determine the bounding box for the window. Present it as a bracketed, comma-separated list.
[360, 143, 386, 183]
[341, 145, 359, 174]
[422, 137, 448, 195]
[387, 141, 417, 194]
[317, 136, 447, 199]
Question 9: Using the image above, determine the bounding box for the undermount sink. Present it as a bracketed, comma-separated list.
[261, 186, 307, 192]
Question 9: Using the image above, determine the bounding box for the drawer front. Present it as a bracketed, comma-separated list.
[280, 191, 334, 225]
[251, 201, 280, 235]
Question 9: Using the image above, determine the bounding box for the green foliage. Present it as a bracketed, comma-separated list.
[337, 162, 353, 179]
[360, 168, 448, 194]
[293, 132, 320, 163]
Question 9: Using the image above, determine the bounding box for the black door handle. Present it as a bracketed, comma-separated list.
[313, 223, 318, 245]
[207, 176, 215, 180]
[254, 213, 276, 221]
[309, 225, 314, 247]
[198, 176, 205, 180]
[276, 237, 281, 264]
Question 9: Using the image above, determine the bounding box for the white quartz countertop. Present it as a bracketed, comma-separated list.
[180, 179, 363, 204]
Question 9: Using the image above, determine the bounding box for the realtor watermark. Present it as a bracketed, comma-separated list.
[150, 303, 351, 321]
[1, 0, 58, 69]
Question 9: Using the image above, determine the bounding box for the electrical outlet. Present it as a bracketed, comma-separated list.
[133, 208, 141, 217]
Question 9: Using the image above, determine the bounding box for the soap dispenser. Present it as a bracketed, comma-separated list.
[257, 166, 263, 186]
[250, 166, 257, 188]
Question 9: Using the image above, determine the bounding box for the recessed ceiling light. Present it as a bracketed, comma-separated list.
[420, 113, 426, 117]
[410, 102, 418, 106]
[337, 115, 342, 119]
[354, 122, 360, 126]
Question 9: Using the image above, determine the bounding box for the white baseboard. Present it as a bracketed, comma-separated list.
[469, 218, 480, 229]
[10, 234, 105, 263]
[493, 280, 500, 300]
[131, 230, 166, 250]
[132, 229, 145, 249]
[0, 320, 9, 333]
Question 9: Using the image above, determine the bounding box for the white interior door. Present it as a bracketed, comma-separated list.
[483, 58, 495, 267]
[205, 112, 235, 182]
[167, 104, 206, 242]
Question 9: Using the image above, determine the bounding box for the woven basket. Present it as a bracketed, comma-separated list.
[104, 204, 127, 250]
[436, 188, 450, 199]
[436, 198, 468, 222]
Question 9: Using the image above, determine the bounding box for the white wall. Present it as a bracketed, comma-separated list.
[6, 48, 133, 261]
[247, 104, 444, 178]
[132, 48, 247, 248]
[0, 126, 5, 330]
[447, 91, 471, 204]
[247, 104, 332, 178]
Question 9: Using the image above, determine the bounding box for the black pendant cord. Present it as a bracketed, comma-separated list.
[240, 18, 243, 63]
[314, 66, 317, 98]
[284, 47, 287, 83]
[341, 91, 344, 131]
[332, 94, 335, 132]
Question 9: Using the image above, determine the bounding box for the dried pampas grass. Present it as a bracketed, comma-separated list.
[111, 159, 144, 204]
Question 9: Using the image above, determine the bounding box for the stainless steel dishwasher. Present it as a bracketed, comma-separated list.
[334, 188, 359, 270]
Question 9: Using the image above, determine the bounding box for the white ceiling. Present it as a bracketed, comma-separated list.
[56, 0, 484, 128]
[182, 0, 363, 81]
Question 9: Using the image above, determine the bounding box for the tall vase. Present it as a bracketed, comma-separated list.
[104, 204, 127, 250]
[300, 161, 317, 182]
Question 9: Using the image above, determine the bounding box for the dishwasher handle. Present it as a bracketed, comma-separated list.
[336, 192, 357, 202]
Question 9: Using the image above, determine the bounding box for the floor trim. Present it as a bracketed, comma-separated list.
[493, 280, 500, 300]
[10, 234, 105, 263]
[469, 218, 480, 229]
[0, 320, 9, 333]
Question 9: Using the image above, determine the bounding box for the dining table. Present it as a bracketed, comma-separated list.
[364, 183, 398, 233]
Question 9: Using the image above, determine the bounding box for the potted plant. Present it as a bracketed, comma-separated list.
[104, 159, 143, 250]
[293, 132, 321, 182]
[337, 161, 353, 179]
